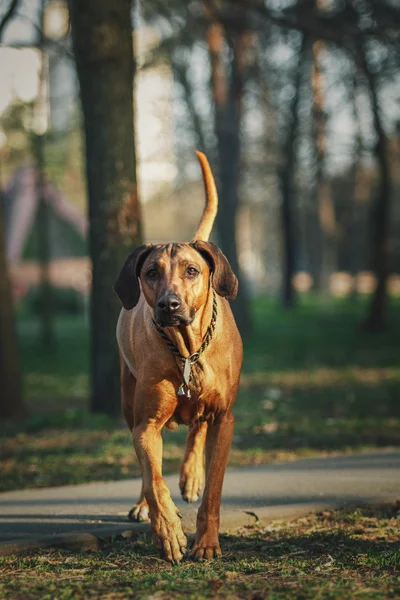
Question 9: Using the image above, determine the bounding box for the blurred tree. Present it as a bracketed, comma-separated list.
[0, 0, 19, 39]
[34, 0, 55, 349]
[32, 130, 55, 348]
[278, 34, 309, 308]
[205, 1, 253, 332]
[333, 0, 398, 328]
[347, 73, 364, 293]
[0, 199, 24, 419]
[242, 0, 399, 308]
[140, 0, 253, 333]
[0, 0, 24, 420]
[69, 0, 142, 415]
[171, 51, 208, 157]
[309, 2, 337, 292]
[358, 41, 392, 331]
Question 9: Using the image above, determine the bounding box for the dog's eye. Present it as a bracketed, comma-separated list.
[145, 268, 157, 279]
[186, 267, 199, 278]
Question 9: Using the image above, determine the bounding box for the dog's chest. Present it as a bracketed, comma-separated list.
[173, 376, 224, 425]
[173, 396, 213, 425]
[173, 397, 199, 425]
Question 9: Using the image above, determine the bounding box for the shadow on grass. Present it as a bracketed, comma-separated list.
[218, 531, 400, 570]
[1, 505, 399, 599]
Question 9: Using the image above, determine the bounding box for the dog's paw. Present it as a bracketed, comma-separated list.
[152, 506, 187, 564]
[190, 524, 221, 561]
[128, 501, 150, 522]
[190, 542, 222, 561]
[179, 458, 204, 503]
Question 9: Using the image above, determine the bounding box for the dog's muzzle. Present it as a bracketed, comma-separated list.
[155, 293, 193, 327]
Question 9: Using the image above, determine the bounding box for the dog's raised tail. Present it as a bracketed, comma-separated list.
[192, 151, 218, 242]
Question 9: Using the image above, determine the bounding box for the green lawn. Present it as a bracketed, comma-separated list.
[1, 295, 399, 492]
[1, 504, 399, 599]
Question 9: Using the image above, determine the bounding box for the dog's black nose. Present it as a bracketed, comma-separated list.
[157, 295, 181, 312]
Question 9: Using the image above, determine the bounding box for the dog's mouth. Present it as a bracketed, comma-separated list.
[155, 314, 194, 328]
[154, 307, 195, 328]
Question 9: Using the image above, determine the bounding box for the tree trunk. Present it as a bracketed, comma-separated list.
[0, 0, 24, 422]
[69, 0, 142, 415]
[206, 7, 252, 334]
[34, 132, 55, 349]
[34, 2, 55, 349]
[348, 73, 364, 296]
[357, 45, 391, 331]
[309, 33, 337, 293]
[0, 0, 20, 39]
[278, 35, 308, 308]
[0, 201, 24, 420]
[172, 52, 208, 153]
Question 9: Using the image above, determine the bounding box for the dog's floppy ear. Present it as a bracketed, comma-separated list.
[192, 240, 238, 301]
[114, 243, 154, 309]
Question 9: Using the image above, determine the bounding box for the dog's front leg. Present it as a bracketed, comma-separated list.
[190, 411, 234, 560]
[133, 420, 187, 564]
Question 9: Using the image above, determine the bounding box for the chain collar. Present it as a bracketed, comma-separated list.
[153, 290, 218, 396]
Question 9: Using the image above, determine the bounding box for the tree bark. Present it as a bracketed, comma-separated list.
[0, 201, 24, 420]
[0, 0, 20, 39]
[348, 73, 364, 295]
[34, 1, 55, 349]
[69, 0, 142, 414]
[206, 4, 252, 334]
[278, 35, 308, 308]
[309, 36, 337, 293]
[0, 0, 24, 420]
[34, 133, 55, 348]
[357, 44, 391, 331]
[172, 52, 208, 153]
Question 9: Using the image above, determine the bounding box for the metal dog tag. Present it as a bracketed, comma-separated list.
[183, 358, 191, 387]
[177, 383, 191, 399]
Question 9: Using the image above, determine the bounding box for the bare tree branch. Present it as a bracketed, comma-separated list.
[224, 0, 400, 47]
[0, 0, 20, 42]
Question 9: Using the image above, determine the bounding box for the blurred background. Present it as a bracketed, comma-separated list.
[0, 0, 399, 492]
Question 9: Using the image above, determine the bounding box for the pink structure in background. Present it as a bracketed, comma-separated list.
[4, 165, 87, 263]
[2, 165, 90, 298]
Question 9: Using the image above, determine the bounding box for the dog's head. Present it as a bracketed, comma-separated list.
[114, 241, 238, 327]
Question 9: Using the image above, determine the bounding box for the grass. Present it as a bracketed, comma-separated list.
[0, 504, 399, 599]
[1, 295, 400, 492]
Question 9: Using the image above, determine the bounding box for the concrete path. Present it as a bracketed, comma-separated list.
[1, 451, 399, 554]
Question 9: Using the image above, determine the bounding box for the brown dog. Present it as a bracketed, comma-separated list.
[114, 151, 243, 564]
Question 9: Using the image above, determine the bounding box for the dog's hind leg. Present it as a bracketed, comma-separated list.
[120, 354, 151, 522]
[128, 482, 150, 522]
[120, 353, 136, 431]
[180, 421, 207, 503]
